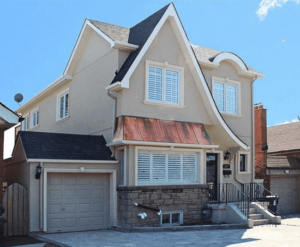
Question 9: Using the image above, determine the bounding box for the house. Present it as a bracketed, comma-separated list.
[0, 102, 21, 204]
[254, 104, 300, 215]
[5, 3, 265, 233]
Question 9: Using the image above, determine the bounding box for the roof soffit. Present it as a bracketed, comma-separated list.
[116, 4, 248, 150]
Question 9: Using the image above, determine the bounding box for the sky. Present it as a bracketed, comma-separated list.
[1, 0, 300, 128]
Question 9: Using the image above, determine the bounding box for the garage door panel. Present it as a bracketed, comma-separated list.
[47, 173, 109, 233]
[49, 190, 62, 200]
[49, 204, 63, 214]
[78, 189, 91, 199]
[64, 189, 77, 199]
[49, 218, 62, 228]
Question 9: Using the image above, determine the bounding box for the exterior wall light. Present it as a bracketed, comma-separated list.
[35, 164, 42, 179]
[224, 151, 231, 160]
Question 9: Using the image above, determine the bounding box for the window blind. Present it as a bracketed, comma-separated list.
[165, 70, 178, 104]
[148, 66, 162, 101]
[213, 82, 224, 112]
[138, 151, 197, 185]
[226, 84, 237, 114]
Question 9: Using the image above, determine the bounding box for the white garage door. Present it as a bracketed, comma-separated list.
[270, 176, 298, 215]
[47, 173, 110, 233]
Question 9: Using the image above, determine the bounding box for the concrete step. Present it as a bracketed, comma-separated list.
[239, 207, 256, 214]
[253, 218, 271, 226]
[248, 214, 263, 220]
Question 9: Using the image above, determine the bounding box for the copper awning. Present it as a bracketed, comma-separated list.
[110, 116, 216, 147]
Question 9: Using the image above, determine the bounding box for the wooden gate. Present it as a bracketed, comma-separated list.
[2, 183, 28, 236]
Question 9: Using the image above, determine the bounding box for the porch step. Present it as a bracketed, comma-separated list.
[253, 218, 271, 226]
[248, 214, 263, 220]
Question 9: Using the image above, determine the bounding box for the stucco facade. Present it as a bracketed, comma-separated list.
[5, 3, 264, 232]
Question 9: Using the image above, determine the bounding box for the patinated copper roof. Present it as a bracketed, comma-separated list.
[113, 116, 214, 145]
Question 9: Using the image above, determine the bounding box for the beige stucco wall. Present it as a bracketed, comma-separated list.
[117, 20, 213, 125]
[17, 31, 122, 144]
[202, 62, 253, 146]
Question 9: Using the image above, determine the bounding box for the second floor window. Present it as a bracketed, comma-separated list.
[32, 110, 39, 127]
[22, 115, 29, 130]
[147, 66, 180, 105]
[213, 80, 238, 115]
[57, 91, 69, 120]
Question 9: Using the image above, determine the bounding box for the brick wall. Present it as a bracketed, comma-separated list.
[0, 129, 4, 204]
[254, 105, 269, 187]
[117, 184, 209, 229]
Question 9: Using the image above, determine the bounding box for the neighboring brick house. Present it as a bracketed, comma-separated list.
[254, 104, 300, 214]
[0, 102, 21, 203]
[5, 3, 265, 233]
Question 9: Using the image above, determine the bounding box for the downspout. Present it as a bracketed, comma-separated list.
[251, 75, 258, 183]
[39, 162, 43, 230]
[106, 89, 117, 157]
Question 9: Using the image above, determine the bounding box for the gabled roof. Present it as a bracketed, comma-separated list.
[18, 131, 114, 161]
[268, 121, 300, 153]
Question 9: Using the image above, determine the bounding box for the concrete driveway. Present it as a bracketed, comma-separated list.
[37, 214, 300, 247]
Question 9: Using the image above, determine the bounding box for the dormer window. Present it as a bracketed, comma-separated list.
[144, 61, 184, 108]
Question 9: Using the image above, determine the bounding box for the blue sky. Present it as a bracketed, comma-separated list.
[1, 0, 300, 126]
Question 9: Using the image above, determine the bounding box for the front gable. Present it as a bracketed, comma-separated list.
[113, 3, 249, 150]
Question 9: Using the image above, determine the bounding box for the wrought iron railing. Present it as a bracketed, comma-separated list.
[208, 183, 250, 218]
[242, 183, 279, 214]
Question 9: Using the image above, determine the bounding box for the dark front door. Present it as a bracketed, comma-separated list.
[206, 153, 218, 200]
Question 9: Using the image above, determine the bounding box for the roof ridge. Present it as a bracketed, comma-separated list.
[268, 121, 300, 128]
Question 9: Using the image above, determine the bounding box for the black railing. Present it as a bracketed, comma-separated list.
[242, 183, 279, 214]
[208, 183, 250, 218]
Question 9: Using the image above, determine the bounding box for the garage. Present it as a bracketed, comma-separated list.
[270, 176, 298, 215]
[47, 173, 110, 233]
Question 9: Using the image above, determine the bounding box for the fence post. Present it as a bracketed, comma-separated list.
[226, 183, 228, 204]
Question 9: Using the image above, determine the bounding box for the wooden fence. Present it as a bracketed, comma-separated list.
[2, 183, 28, 236]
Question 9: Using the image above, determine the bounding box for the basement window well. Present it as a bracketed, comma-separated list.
[161, 211, 183, 225]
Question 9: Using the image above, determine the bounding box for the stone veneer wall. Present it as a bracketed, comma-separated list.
[117, 184, 209, 229]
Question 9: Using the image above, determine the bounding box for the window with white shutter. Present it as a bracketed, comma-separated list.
[31, 108, 39, 127]
[145, 61, 183, 107]
[57, 89, 69, 121]
[137, 150, 198, 185]
[213, 78, 239, 115]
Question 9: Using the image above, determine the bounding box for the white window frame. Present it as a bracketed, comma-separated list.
[212, 77, 241, 117]
[237, 151, 250, 174]
[144, 60, 185, 109]
[31, 107, 39, 128]
[22, 114, 30, 131]
[160, 210, 183, 225]
[135, 146, 203, 186]
[56, 89, 69, 121]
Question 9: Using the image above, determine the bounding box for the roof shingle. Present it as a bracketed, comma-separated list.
[267, 121, 300, 153]
[19, 131, 114, 161]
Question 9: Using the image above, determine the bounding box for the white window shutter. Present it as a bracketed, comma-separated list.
[138, 151, 197, 185]
[165, 70, 179, 104]
[152, 153, 166, 181]
[226, 84, 237, 114]
[138, 152, 151, 183]
[167, 154, 181, 180]
[214, 82, 224, 112]
[148, 67, 162, 101]
[182, 154, 197, 181]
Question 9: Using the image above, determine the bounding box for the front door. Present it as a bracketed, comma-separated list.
[206, 153, 218, 200]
